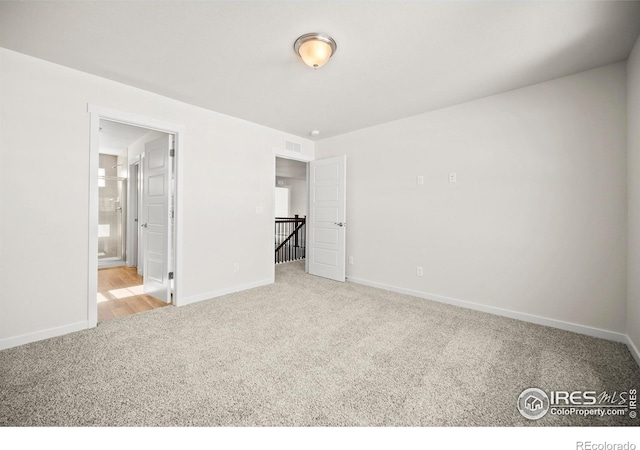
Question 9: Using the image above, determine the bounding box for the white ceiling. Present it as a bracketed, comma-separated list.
[99, 119, 151, 155]
[1, 1, 639, 140]
[276, 157, 307, 180]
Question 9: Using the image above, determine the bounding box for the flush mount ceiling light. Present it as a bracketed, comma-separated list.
[294, 33, 337, 69]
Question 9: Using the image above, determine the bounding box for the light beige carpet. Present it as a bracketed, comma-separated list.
[1, 261, 638, 426]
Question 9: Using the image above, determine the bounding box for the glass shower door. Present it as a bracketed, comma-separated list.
[98, 175, 127, 267]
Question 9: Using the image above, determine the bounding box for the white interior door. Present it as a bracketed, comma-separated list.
[308, 155, 346, 282]
[142, 136, 172, 302]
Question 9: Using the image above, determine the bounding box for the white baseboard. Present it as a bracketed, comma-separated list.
[0, 279, 274, 351]
[626, 335, 640, 368]
[3, 278, 636, 369]
[0, 321, 89, 351]
[179, 278, 273, 307]
[347, 276, 627, 343]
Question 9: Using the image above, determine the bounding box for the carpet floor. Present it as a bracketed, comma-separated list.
[1, 261, 639, 426]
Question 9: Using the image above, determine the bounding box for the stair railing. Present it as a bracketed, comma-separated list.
[275, 215, 306, 264]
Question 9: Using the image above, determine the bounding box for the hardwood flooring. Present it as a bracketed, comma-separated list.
[97, 266, 169, 323]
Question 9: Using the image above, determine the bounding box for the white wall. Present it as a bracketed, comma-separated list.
[316, 63, 627, 337]
[274, 186, 290, 217]
[275, 177, 307, 217]
[288, 178, 307, 217]
[128, 129, 166, 164]
[0, 48, 313, 347]
[628, 35, 640, 362]
[0, 45, 632, 350]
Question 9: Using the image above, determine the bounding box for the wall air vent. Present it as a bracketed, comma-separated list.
[285, 139, 302, 153]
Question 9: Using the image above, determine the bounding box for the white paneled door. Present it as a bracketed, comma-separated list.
[142, 136, 172, 302]
[308, 156, 346, 282]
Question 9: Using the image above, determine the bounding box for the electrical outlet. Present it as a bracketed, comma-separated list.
[417, 175, 424, 186]
[348, 256, 354, 265]
[416, 266, 423, 277]
[449, 172, 457, 183]
[233, 263, 240, 273]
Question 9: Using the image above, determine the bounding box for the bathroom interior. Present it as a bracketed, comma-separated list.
[98, 151, 128, 268]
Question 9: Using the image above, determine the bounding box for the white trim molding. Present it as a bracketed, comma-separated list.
[0, 321, 88, 351]
[87, 105, 186, 134]
[87, 104, 186, 330]
[347, 276, 628, 344]
[180, 279, 273, 307]
[272, 147, 314, 162]
[272, 148, 314, 282]
[626, 335, 640, 368]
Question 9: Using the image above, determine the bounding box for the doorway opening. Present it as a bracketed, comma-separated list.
[97, 120, 138, 269]
[96, 120, 175, 322]
[272, 154, 347, 282]
[274, 157, 308, 268]
[88, 106, 184, 327]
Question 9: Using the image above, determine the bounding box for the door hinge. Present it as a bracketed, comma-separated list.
[170, 210, 175, 219]
[168, 272, 174, 280]
[170, 148, 175, 157]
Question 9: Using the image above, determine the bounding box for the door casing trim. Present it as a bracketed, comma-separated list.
[272, 148, 313, 281]
[88, 104, 186, 327]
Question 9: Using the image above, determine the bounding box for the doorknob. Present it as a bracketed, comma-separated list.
[334, 222, 344, 227]
[141, 223, 148, 228]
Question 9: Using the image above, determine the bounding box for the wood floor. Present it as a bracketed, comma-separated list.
[98, 266, 169, 323]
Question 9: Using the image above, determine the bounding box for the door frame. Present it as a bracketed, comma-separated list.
[88, 104, 186, 328]
[126, 158, 140, 269]
[271, 149, 313, 282]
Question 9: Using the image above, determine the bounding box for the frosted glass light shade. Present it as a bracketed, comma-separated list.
[298, 40, 332, 68]
[294, 33, 337, 69]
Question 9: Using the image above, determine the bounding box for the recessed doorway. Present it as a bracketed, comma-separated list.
[274, 157, 308, 267]
[97, 119, 175, 322]
[89, 106, 184, 327]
